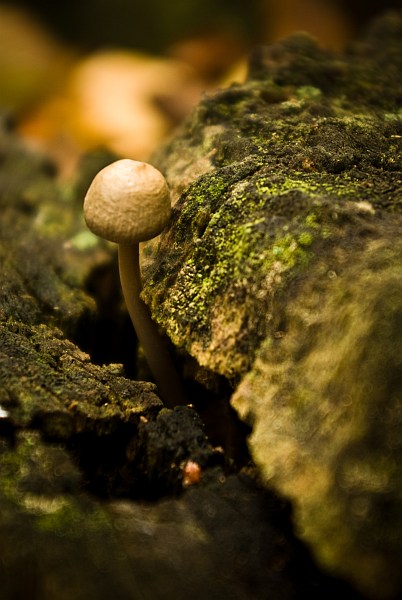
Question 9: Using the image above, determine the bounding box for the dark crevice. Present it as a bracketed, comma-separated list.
[66, 425, 147, 499]
[60, 405, 230, 501]
[72, 260, 138, 378]
[186, 376, 252, 467]
[69, 260, 253, 485]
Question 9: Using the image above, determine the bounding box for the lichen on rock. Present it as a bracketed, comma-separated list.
[144, 14, 402, 385]
[142, 12, 402, 599]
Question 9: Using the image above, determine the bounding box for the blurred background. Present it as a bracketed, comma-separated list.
[0, 0, 400, 177]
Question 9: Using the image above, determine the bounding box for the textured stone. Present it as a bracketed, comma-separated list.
[0, 118, 349, 600]
[144, 15, 402, 384]
[141, 13, 402, 599]
[0, 431, 353, 600]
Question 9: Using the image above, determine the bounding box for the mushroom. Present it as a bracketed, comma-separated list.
[83, 158, 186, 406]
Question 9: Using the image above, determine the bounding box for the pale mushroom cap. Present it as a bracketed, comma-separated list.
[83, 159, 171, 244]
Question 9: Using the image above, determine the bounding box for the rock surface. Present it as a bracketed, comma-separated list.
[145, 15, 402, 382]
[0, 98, 358, 598]
[143, 12, 402, 600]
[2, 11, 402, 600]
[2, 430, 355, 600]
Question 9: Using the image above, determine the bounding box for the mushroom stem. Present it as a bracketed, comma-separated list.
[118, 243, 187, 407]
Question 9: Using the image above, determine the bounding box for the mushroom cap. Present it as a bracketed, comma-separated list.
[83, 159, 171, 244]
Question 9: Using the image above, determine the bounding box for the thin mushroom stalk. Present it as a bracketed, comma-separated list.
[118, 243, 187, 405]
[83, 158, 187, 407]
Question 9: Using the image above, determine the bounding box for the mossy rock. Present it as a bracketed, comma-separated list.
[232, 240, 402, 599]
[142, 12, 402, 599]
[1, 429, 347, 600]
[0, 104, 349, 600]
[145, 15, 402, 383]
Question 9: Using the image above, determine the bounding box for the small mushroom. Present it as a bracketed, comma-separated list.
[83, 158, 186, 406]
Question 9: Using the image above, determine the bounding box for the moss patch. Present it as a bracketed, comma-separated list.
[144, 14, 402, 380]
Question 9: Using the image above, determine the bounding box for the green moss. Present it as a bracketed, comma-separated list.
[168, 168, 368, 311]
[143, 13, 402, 380]
[147, 142, 392, 377]
[271, 233, 311, 268]
[297, 231, 314, 247]
[295, 86, 323, 101]
[67, 230, 100, 252]
[0, 430, 121, 572]
[254, 172, 361, 200]
[35, 498, 110, 537]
